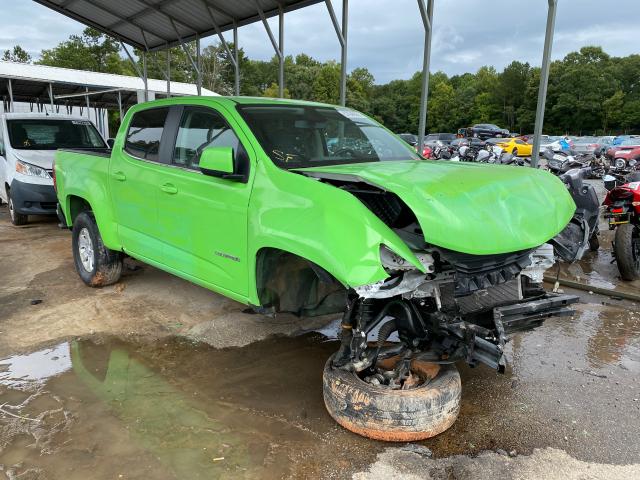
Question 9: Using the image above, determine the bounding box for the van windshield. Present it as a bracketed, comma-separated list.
[7, 119, 106, 150]
[237, 104, 420, 169]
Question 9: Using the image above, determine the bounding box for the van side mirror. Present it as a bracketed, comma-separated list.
[106, 138, 115, 149]
[199, 146, 244, 181]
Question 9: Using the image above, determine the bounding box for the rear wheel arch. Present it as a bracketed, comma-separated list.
[67, 195, 93, 224]
[254, 247, 347, 316]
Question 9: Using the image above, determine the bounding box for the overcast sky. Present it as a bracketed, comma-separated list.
[1, 0, 639, 84]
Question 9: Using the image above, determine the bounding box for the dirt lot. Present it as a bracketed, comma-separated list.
[1, 200, 640, 479]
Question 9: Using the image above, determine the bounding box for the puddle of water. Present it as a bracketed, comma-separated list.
[0, 334, 379, 479]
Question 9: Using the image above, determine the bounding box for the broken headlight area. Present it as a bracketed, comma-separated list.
[334, 243, 578, 380]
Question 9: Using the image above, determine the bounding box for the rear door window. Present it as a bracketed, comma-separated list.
[125, 108, 169, 162]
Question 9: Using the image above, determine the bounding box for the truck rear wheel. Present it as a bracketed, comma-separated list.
[323, 355, 461, 441]
[72, 211, 123, 287]
[615, 223, 640, 281]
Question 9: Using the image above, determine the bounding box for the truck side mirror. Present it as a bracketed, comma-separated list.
[199, 146, 235, 176]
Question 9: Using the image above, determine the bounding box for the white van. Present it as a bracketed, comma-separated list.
[0, 113, 108, 225]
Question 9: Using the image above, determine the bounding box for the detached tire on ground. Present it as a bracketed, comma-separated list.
[614, 223, 640, 281]
[72, 211, 123, 287]
[323, 355, 461, 442]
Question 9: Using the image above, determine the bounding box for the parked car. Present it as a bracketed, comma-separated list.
[606, 138, 640, 161]
[466, 124, 509, 139]
[573, 136, 613, 156]
[422, 132, 456, 148]
[494, 137, 533, 157]
[54, 97, 582, 442]
[398, 133, 418, 148]
[0, 113, 107, 225]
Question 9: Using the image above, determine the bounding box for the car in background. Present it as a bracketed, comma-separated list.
[0, 113, 107, 225]
[398, 133, 418, 148]
[495, 137, 533, 157]
[573, 136, 613, 156]
[606, 137, 640, 159]
[466, 124, 509, 140]
[423, 133, 456, 148]
[612, 135, 636, 146]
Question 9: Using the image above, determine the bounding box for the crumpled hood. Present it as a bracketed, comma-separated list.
[12, 150, 56, 169]
[298, 160, 576, 255]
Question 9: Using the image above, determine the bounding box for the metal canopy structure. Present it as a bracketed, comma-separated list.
[32, 0, 558, 168]
[32, 0, 324, 52]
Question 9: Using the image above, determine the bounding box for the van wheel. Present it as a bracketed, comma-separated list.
[7, 190, 28, 226]
[72, 211, 123, 287]
[323, 355, 461, 442]
[614, 224, 640, 281]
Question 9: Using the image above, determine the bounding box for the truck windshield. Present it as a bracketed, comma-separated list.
[7, 119, 106, 150]
[237, 105, 420, 168]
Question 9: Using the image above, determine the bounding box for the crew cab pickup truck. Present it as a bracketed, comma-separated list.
[54, 96, 580, 442]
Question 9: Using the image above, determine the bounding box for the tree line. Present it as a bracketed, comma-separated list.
[4, 28, 639, 135]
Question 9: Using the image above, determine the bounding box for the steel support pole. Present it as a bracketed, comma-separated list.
[234, 24, 240, 95]
[278, 4, 284, 98]
[531, 0, 558, 168]
[48, 83, 54, 112]
[196, 34, 202, 95]
[167, 49, 171, 95]
[255, 0, 284, 98]
[417, 0, 434, 151]
[85, 86, 90, 120]
[118, 90, 123, 122]
[142, 51, 149, 102]
[340, 0, 348, 106]
[8, 79, 13, 112]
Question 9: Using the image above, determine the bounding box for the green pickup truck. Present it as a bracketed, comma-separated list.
[54, 96, 580, 441]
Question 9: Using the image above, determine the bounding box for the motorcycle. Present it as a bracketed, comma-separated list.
[551, 167, 601, 261]
[603, 172, 640, 280]
[543, 149, 590, 175]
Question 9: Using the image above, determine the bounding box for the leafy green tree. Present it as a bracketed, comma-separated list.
[38, 28, 129, 74]
[2, 45, 31, 63]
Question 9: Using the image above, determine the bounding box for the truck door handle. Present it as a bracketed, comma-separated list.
[160, 183, 178, 194]
[112, 171, 126, 181]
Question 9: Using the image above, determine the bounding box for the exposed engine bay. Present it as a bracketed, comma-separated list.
[303, 173, 584, 382]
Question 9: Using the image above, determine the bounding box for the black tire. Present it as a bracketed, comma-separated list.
[72, 211, 123, 287]
[589, 233, 600, 252]
[323, 355, 461, 442]
[614, 224, 640, 281]
[7, 189, 28, 226]
[513, 147, 519, 157]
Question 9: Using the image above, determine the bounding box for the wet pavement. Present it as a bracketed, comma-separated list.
[1, 296, 639, 479]
[1, 189, 640, 478]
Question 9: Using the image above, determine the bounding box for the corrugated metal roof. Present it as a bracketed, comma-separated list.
[32, 0, 324, 51]
[0, 61, 216, 109]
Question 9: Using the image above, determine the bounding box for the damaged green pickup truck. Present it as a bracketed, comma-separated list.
[54, 97, 581, 441]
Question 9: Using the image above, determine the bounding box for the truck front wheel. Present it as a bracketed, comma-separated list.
[72, 211, 122, 287]
[323, 355, 461, 441]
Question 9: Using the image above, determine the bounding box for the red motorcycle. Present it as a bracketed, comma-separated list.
[603, 175, 640, 280]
